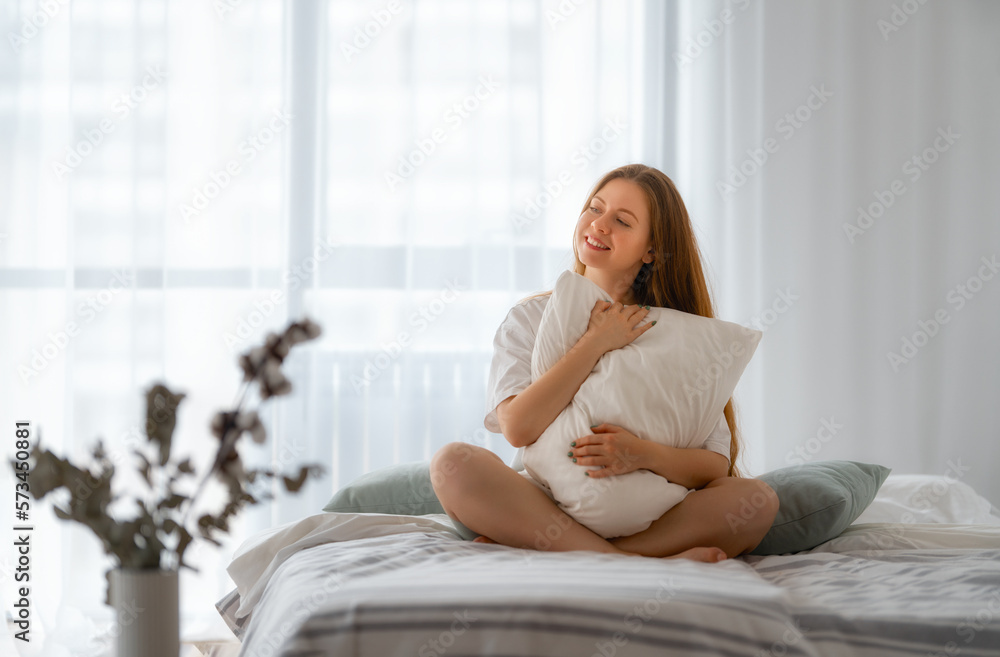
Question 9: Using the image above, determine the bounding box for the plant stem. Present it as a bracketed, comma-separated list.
[178, 371, 254, 530]
[177, 332, 286, 544]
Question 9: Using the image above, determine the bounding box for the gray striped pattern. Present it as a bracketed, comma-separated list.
[219, 531, 1000, 656]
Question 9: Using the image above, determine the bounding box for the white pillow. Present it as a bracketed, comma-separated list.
[522, 270, 763, 538]
[851, 474, 1000, 525]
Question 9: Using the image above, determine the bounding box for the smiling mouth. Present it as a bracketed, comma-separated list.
[585, 236, 610, 250]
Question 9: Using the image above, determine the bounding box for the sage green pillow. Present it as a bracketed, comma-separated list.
[323, 459, 890, 553]
[749, 460, 891, 555]
[322, 461, 445, 516]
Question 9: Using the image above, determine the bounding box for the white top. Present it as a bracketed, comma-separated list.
[484, 295, 733, 471]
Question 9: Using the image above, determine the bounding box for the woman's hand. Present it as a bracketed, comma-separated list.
[583, 300, 654, 355]
[569, 423, 648, 478]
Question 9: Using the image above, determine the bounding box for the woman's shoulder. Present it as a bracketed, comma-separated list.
[514, 290, 552, 308]
[500, 291, 550, 332]
[513, 291, 551, 317]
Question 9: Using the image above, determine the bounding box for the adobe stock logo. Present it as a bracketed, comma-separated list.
[180, 108, 292, 223]
[384, 76, 499, 193]
[887, 254, 998, 372]
[784, 417, 843, 466]
[222, 239, 339, 351]
[350, 278, 466, 393]
[7, 0, 69, 55]
[18, 270, 134, 385]
[877, 0, 930, 41]
[716, 85, 832, 198]
[672, 0, 753, 70]
[544, 0, 589, 31]
[51, 66, 167, 180]
[843, 127, 959, 244]
[510, 117, 627, 232]
[339, 1, 404, 63]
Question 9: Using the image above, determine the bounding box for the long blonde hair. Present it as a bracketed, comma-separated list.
[517, 163, 746, 477]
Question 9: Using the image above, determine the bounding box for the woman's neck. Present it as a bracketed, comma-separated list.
[585, 269, 639, 306]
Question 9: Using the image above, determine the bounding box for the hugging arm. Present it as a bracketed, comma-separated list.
[635, 442, 729, 489]
[497, 332, 603, 448]
[500, 300, 650, 448]
[568, 424, 728, 489]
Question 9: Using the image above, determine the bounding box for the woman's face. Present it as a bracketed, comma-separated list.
[575, 177, 654, 280]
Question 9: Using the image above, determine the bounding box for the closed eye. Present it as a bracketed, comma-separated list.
[590, 206, 629, 227]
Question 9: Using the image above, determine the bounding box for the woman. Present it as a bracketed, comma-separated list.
[430, 164, 779, 563]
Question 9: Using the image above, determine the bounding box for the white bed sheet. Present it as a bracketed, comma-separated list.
[219, 473, 1000, 656]
[219, 514, 1000, 656]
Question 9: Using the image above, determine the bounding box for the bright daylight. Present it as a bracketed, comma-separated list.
[1, 1, 999, 656]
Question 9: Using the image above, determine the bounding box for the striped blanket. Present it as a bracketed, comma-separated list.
[217, 514, 1000, 656]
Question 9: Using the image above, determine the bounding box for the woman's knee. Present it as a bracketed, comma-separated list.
[736, 478, 780, 531]
[709, 476, 779, 532]
[429, 442, 496, 498]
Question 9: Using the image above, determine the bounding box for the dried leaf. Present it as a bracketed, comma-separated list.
[21, 448, 67, 499]
[264, 332, 290, 360]
[211, 411, 236, 441]
[259, 360, 292, 399]
[26, 317, 325, 578]
[285, 318, 322, 345]
[282, 464, 323, 493]
[175, 526, 195, 566]
[144, 383, 186, 466]
[196, 514, 222, 546]
[240, 411, 266, 444]
[158, 493, 187, 510]
[238, 346, 271, 383]
[133, 449, 152, 487]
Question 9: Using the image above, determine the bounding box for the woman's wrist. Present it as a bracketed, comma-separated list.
[575, 330, 608, 363]
[643, 442, 729, 490]
[639, 440, 672, 477]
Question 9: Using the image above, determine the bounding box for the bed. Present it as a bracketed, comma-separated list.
[214, 474, 1000, 656]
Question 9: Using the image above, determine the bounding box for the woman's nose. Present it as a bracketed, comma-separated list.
[591, 213, 612, 232]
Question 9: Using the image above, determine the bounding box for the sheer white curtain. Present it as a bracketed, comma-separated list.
[654, 0, 1000, 505]
[0, 0, 652, 647]
[1, 0, 289, 647]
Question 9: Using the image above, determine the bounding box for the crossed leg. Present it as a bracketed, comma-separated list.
[430, 442, 778, 562]
[609, 475, 779, 557]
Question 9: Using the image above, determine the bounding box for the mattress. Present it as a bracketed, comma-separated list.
[216, 513, 1000, 656]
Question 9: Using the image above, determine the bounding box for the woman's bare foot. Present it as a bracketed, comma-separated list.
[472, 535, 497, 544]
[664, 546, 727, 563]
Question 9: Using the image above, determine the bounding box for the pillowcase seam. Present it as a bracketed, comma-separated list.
[767, 500, 847, 528]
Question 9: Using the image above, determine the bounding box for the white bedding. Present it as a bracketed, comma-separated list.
[219, 515, 1000, 656]
[852, 473, 1000, 525]
[218, 474, 1000, 656]
[226, 512, 462, 620]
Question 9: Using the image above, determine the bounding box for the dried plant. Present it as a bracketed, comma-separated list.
[14, 318, 325, 590]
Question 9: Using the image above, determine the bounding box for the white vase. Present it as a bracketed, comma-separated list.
[108, 568, 180, 657]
